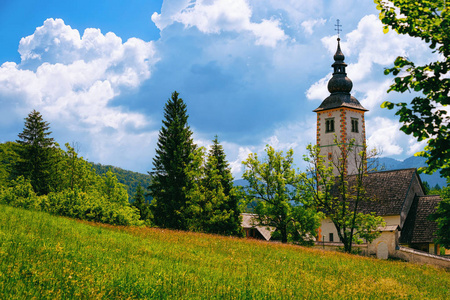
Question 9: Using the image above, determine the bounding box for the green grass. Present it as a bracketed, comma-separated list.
[0, 205, 449, 299]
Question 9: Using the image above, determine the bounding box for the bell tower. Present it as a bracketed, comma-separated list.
[313, 37, 367, 175]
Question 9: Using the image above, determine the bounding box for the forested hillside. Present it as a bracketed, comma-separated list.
[91, 163, 151, 200]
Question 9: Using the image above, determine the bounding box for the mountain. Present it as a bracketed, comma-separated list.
[375, 156, 446, 188]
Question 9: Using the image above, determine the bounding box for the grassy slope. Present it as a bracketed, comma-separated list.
[0, 205, 449, 299]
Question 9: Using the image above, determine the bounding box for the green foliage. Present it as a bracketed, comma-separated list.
[132, 183, 152, 222]
[184, 139, 242, 236]
[242, 145, 321, 244]
[302, 141, 385, 253]
[0, 143, 141, 226]
[14, 110, 57, 195]
[0, 176, 40, 210]
[91, 163, 152, 200]
[430, 184, 450, 248]
[149, 91, 195, 230]
[2, 205, 449, 299]
[53, 143, 99, 193]
[375, 0, 450, 177]
[0, 142, 19, 188]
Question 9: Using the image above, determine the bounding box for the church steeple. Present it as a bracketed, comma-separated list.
[313, 34, 368, 175]
[314, 38, 366, 113]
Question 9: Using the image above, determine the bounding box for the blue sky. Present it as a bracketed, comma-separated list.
[0, 0, 434, 177]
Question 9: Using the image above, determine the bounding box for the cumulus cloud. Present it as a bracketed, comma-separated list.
[306, 73, 331, 101]
[301, 18, 326, 35]
[366, 117, 404, 156]
[152, 0, 287, 47]
[0, 18, 159, 171]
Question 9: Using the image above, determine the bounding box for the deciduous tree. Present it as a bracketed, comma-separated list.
[301, 139, 384, 253]
[242, 146, 320, 244]
[376, 0, 450, 177]
[430, 184, 450, 248]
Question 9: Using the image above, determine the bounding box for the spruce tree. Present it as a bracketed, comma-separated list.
[149, 91, 195, 229]
[205, 136, 241, 235]
[15, 110, 56, 195]
[132, 183, 152, 221]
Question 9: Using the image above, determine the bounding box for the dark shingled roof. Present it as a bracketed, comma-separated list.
[337, 168, 418, 216]
[313, 93, 367, 112]
[400, 195, 441, 244]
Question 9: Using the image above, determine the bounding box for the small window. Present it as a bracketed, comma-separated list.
[328, 152, 332, 161]
[326, 118, 335, 133]
[329, 233, 334, 242]
[351, 118, 359, 133]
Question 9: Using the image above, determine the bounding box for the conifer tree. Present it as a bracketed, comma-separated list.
[184, 137, 242, 236]
[132, 183, 152, 221]
[15, 110, 56, 195]
[205, 136, 241, 235]
[149, 91, 195, 229]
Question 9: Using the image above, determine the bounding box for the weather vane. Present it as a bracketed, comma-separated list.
[335, 19, 342, 39]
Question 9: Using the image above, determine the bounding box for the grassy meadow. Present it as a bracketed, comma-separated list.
[0, 205, 449, 299]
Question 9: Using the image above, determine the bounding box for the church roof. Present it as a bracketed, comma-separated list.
[400, 195, 441, 244]
[314, 38, 367, 112]
[358, 168, 419, 216]
[332, 168, 420, 216]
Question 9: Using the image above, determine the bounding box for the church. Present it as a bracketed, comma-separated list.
[313, 37, 446, 259]
[243, 37, 450, 267]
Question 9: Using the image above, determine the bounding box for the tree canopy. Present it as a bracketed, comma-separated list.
[184, 137, 242, 236]
[376, 0, 450, 177]
[149, 91, 195, 230]
[302, 140, 384, 253]
[242, 146, 320, 244]
[14, 110, 56, 195]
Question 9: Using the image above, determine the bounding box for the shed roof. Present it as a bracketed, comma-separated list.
[400, 195, 441, 244]
[241, 213, 275, 241]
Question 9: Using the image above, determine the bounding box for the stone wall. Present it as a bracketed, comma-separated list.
[393, 246, 450, 270]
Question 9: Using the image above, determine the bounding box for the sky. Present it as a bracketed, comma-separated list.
[0, 0, 435, 177]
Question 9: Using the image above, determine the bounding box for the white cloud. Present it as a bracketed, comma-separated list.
[152, 0, 287, 47]
[306, 73, 331, 101]
[0, 18, 159, 171]
[301, 18, 326, 35]
[366, 117, 404, 156]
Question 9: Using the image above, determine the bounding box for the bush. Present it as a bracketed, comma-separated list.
[0, 176, 41, 210]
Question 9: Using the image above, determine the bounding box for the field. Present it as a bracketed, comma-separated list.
[0, 205, 449, 299]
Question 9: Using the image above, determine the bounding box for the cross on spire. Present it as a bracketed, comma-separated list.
[335, 19, 342, 38]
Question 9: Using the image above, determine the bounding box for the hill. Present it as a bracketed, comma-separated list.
[1, 205, 449, 299]
[91, 163, 152, 201]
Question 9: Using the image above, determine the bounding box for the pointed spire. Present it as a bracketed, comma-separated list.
[313, 36, 367, 112]
[328, 38, 352, 94]
[333, 38, 345, 62]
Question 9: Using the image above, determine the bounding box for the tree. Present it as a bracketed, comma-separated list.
[149, 91, 195, 230]
[132, 183, 152, 221]
[242, 145, 321, 244]
[301, 139, 385, 253]
[0, 142, 20, 188]
[14, 110, 56, 195]
[184, 137, 242, 236]
[375, 0, 450, 177]
[430, 184, 450, 248]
